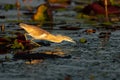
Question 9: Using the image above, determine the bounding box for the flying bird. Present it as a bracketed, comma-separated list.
[19, 23, 75, 46]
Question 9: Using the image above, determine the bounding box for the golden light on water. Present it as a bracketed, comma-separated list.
[25, 59, 43, 64]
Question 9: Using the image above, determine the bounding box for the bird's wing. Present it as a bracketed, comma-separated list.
[38, 33, 47, 39]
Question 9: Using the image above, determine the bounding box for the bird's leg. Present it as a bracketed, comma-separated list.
[24, 33, 40, 46]
[30, 39, 41, 46]
[24, 33, 29, 40]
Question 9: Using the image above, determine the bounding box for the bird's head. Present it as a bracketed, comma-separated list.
[56, 35, 76, 43]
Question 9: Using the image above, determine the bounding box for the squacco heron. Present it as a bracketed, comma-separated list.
[19, 23, 75, 46]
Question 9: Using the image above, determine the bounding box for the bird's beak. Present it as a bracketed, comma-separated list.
[68, 39, 76, 44]
[71, 40, 76, 44]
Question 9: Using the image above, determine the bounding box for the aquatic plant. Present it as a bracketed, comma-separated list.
[4, 4, 15, 11]
[11, 39, 24, 50]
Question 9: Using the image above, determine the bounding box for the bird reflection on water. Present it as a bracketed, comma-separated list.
[19, 23, 75, 46]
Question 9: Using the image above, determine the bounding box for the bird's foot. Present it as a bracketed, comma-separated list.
[30, 40, 41, 47]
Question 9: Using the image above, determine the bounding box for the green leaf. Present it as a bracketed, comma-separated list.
[19, 43, 25, 50]
[79, 38, 87, 43]
[10, 39, 24, 50]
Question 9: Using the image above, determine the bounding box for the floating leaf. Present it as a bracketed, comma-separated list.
[79, 38, 87, 43]
[76, 13, 90, 19]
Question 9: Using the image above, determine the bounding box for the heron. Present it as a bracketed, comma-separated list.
[19, 23, 75, 46]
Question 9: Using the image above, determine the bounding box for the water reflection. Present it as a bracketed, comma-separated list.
[13, 48, 71, 65]
[99, 31, 111, 48]
[25, 59, 43, 64]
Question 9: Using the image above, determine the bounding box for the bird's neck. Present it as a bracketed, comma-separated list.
[45, 34, 64, 43]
